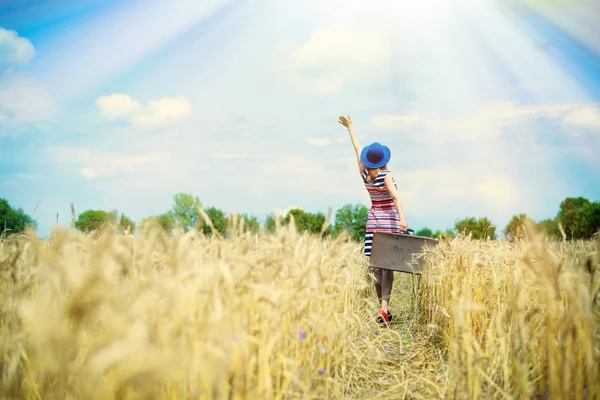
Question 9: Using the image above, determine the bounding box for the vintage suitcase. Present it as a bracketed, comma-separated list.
[369, 229, 438, 274]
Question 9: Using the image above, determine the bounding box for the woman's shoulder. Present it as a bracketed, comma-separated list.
[372, 170, 388, 185]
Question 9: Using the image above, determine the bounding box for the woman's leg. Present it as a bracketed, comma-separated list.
[380, 269, 394, 313]
[373, 267, 382, 302]
[366, 228, 393, 320]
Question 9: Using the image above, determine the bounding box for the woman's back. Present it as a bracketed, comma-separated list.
[363, 169, 397, 207]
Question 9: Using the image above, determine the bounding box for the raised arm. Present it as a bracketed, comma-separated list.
[384, 173, 408, 232]
[338, 115, 366, 175]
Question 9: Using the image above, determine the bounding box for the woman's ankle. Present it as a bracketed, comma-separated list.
[381, 300, 389, 313]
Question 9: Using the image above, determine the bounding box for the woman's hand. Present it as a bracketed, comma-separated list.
[338, 115, 352, 129]
[400, 219, 408, 233]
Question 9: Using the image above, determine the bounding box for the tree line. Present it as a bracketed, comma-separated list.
[1, 194, 599, 241]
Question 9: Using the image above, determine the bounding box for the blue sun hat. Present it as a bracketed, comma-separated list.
[360, 142, 391, 168]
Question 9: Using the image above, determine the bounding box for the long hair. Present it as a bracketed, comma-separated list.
[366, 165, 387, 181]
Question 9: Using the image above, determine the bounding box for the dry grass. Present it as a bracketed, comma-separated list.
[419, 224, 600, 399]
[0, 216, 599, 399]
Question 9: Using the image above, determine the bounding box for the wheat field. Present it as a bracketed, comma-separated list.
[1, 215, 599, 399]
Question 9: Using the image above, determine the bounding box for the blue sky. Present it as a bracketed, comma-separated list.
[1, 0, 599, 238]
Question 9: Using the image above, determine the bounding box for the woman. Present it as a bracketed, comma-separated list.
[338, 115, 408, 326]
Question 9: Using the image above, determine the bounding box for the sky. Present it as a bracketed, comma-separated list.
[1, 0, 599, 238]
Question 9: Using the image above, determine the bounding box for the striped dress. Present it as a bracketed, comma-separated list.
[363, 169, 401, 256]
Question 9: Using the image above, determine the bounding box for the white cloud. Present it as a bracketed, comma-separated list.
[260, 156, 321, 175]
[96, 93, 191, 129]
[335, 137, 345, 143]
[372, 101, 590, 141]
[562, 105, 600, 130]
[0, 73, 58, 131]
[197, 111, 249, 131]
[49, 146, 173, 180]
[395, 167, 523, 224]
[95, 93, 142, 120]
[79, 168, 105, 180]
[308, 138, 330, 146]
[0, 28, 35, 69]
[278, 26, 391, 96]
[438, 101, 568, 141]
[474, 174, 519, 204]
[213, 153, 248, 160]
[372, 114, 423, 132]
[0, 29, 57, 133]
[130, 97, 191, 128]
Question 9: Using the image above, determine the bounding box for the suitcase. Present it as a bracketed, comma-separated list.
[369, 229, 438, 274]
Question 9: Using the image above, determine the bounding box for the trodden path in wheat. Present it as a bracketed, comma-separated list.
[1, 219, 599, 399]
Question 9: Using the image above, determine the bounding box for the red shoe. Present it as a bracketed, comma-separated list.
[378, 309, 391, 327]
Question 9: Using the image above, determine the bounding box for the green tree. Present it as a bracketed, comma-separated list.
[416, 227, 433, 237]
[139, 212, 176, 232]
[282, 208, 309, 232]
[582, 201, 600, 238]
[265, 212, 277, 233]
[171, 192, 202, 231]
[333, 204, 368, 242]
[75, 210, 115, 233]
[504, 213, 533, 241]
[557, 197, 592, 239]
[306, 211, 330, 235]
[282, 209, 331, 235]
[431, 229, 455, 239]
[455, 217, 477, 237]
[583, 201, 600, 238]
[239, 213, 261, 234]
[75, 209, 135, 233]
[157, 213, 176, 231]
[454, 217, 496, 240]
[201, 206, 228, 236]
[536, 218, 560, 239]
[0, 198, 36, 235]
[117, 213, 136, 233]
[266, 209, 330, 236]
